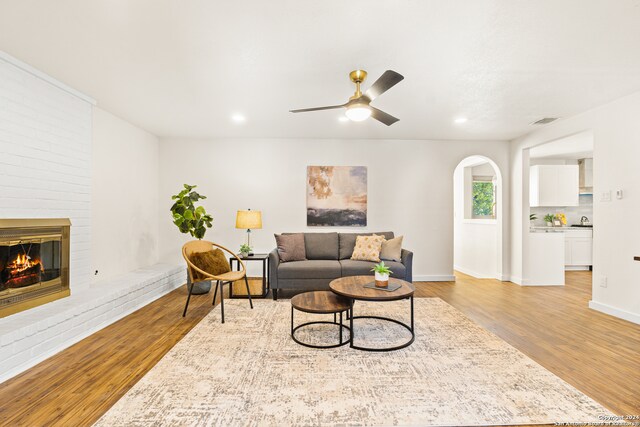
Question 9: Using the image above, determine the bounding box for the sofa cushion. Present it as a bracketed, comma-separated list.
[379, 235, 403, 262]
[304, 232, 339, 260]
[340, 259, 406, 279]
[274, 233, 306, 262]
[338, 231, 394, 259]
[278, 260, 342, 279]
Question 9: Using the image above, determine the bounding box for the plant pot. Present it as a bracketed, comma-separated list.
[546, 221, 553, 227]
[186, 270, 211, 295]
[374, 272, 389, 288]
[240, 252, 250, 259]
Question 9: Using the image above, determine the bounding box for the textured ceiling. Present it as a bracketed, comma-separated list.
[1, 0, 640, 140]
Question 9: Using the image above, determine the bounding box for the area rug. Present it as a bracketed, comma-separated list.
[94, 298, 611, 426]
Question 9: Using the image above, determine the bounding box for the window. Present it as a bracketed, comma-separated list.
[472, 176, 496, 219]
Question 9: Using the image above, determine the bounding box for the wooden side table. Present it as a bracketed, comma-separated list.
[229, 253, 269, 298]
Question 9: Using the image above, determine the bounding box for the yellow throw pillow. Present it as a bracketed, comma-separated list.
[350, 235, 384, 262]
[189, 249, 231, 281]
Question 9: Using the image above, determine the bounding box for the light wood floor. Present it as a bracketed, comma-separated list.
[0, 272, 638, 426]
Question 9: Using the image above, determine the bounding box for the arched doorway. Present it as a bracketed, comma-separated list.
[453, 156, 503, 279]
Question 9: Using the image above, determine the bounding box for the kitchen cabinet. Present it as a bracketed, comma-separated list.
[530, 165, 579, 207]
[564, 229, 593, 267]
[579, 158, 594, 189]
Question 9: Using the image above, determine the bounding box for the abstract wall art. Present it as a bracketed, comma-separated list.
[306, 166, 367, 227]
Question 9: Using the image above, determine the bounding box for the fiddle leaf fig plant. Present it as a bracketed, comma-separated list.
[170, 184, 213, 239]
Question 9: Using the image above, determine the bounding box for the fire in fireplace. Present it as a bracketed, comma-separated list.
[1, 241, 62, 290]
[0, 219, 70, 318]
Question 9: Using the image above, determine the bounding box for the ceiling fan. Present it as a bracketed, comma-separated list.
[289, 69, 404, 126]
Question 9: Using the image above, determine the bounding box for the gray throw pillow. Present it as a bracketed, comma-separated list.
[274, 233, 306, 262]
[378, 235, 403, 262]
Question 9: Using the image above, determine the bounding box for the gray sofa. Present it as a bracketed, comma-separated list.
[269, 232, 413, 300]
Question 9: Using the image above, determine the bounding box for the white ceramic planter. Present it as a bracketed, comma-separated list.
[375, 272, 389, 281]
[375, 271, 389, 288]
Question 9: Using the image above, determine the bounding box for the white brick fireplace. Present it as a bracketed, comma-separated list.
[0, 52, 183, 382]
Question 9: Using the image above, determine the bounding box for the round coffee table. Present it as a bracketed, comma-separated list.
[290, 291, 351, 349]
[329, 276, 415, 352]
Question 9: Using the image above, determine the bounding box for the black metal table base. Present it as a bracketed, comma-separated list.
[349, 296, 414, 352]
[291, 308, 351, 349]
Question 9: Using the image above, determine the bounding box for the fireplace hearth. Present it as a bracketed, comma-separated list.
[0, 219, 70, 317]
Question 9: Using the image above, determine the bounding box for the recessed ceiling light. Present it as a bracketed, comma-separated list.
[338, 116, 349, 122]
[231, 114, 246, 123]
[454, 117, 468, 124]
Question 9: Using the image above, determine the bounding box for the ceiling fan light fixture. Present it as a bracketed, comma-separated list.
[345, 103, 371, 122]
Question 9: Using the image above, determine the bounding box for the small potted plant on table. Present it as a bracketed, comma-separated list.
[371, 261, 393, 288]
[239, 244, 252, 258]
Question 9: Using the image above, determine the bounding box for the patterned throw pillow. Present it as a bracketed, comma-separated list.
[350, 235, 385, 262]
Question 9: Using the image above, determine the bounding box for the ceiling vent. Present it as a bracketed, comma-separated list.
[531, 117, 559, 125]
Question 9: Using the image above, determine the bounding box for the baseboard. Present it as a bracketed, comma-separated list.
[508, 276, 564, 286]
[509, 275, 523, 285]
[0, 264, 184, 384]
[413, 275, 456, 282]
[453, 265, 498, 280]
[589, 300, 640, 325]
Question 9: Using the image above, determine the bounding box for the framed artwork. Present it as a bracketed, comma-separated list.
[306, 166, 367, 227]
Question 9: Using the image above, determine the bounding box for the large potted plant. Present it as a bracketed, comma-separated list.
[170, 184, 214, 294]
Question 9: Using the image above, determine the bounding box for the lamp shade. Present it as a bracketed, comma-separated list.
[235, 210, 262, 229]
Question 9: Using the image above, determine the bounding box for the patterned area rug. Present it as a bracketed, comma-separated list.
[94, 298, 610, 426]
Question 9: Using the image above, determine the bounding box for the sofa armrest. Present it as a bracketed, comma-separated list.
[401, 249, 413, 282]
[269, 248, 280, 289]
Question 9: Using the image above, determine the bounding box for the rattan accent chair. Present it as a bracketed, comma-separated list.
[182, 240, 253, 322]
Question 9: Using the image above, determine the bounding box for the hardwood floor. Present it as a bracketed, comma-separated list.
[0, 272, 638, 426]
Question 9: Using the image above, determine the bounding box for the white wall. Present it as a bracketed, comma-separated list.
[511, 90, 640, 324]
[91, 107, 160, 282]
[158, 138, 510, 281]
[454, 158, 501, 279]
[0, 53, 93, 289]
[0, 52, 179, 383]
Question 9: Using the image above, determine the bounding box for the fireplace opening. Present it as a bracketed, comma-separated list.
[0, 240, 61, 290]
[0, 219, 70, 318]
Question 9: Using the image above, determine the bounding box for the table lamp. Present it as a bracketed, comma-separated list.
[235, 209, 262, 256]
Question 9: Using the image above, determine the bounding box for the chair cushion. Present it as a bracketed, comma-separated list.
[304, 232, 339, 260]
[340, 260, 406, 279]
[350, 235, 384, 262]
[379, 235, 403, 262]
[338, 232, 394, 259]
[274, 233, 306, 262]
[189, 249, 230, 281]
[278, 260, 342, 279]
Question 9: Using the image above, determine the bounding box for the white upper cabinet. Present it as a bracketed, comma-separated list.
[530, 165, 579, 207]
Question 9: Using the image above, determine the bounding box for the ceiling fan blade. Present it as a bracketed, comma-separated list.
[370, 107, 399, 126]
[289, 104, 345, 113]
[364, 70, 404, 102]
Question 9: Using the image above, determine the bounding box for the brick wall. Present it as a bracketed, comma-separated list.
[0, 53, 92, 288]
[0, 53, 184, 382]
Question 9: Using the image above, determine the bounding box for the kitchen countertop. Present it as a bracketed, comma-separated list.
[530, 226, 593, 233]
